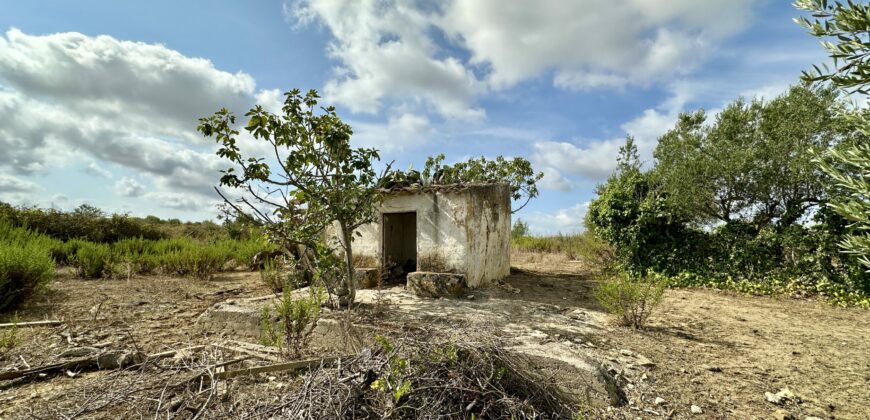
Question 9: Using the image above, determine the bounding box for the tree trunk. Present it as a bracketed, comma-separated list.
[338, 219, 356, 308]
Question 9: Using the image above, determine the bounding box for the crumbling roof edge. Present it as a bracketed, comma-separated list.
[377, 182, 508, 195]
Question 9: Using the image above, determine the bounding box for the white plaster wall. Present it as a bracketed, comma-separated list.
[463, 184, 512, 287]
[352, 185, 511, 288]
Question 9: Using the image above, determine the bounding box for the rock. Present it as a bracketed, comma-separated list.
[620, 349, 635, 357]
[766, 388, 797, 405]
[635, 355, 656, 367]
[654, 397, 666, 406]
[250, 250, 285, 271]
[59, 347, 100, 358]
[773, 409, 795, 420]
[690, 405, 703, 414]
[97, 350, 145, 369]
[355, 268, 380, 289]
[406, 272, 468, 298]
[466, 294, 475, 300]
[804, 417, 824, 420]
[596, 365, 628, 407]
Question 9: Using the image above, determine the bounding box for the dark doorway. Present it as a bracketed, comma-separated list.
[383, 212, 417, 278]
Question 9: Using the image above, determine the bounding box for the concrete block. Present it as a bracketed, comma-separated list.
[406, 271, 467, 298]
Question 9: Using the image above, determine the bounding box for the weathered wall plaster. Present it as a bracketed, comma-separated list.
[353, 184, 511, 288]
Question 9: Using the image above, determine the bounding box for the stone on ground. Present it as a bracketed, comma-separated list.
[406, 272, 467, 298]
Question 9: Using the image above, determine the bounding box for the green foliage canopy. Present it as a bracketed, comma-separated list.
[653, 85, 841, 228]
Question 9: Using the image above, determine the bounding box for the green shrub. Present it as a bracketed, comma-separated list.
[1, 203, 165, 243]
[260, 284, 325, 357]
[166, 244, 230, 280]
[75, 243, 114, 279]
[594, 273, 667, 329]
[0, 223, 55, 312]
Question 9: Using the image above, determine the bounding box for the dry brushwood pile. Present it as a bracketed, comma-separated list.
[12, 335, 576, 419]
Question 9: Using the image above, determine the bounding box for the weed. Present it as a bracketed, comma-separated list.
[594, 273, 667, 329]
[260, 284, 325, 357]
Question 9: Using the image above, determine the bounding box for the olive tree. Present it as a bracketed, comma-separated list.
[796, 0, 870, 268]
[652, 85, 840, 229]
[198, 89, 385, 306]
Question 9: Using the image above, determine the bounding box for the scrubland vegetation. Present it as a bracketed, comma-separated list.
[0, 202, 274, 312]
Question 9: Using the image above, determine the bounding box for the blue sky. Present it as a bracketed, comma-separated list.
[0, 0, 827, 233]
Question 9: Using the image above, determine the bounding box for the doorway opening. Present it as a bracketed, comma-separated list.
[382, 212, 417, 281]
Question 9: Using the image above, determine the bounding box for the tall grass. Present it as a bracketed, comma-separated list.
[511, 233, 612, 267]
[63, 236, 275, 280]
[0, 220, 56, 312]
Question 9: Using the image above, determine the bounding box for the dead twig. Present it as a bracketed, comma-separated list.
[0, 320, 62, 329]
[216, 356, 343, 380]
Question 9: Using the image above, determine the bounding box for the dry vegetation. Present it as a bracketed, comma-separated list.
[0, 253, 868, 418]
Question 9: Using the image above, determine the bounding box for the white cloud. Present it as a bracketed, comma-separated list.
[0, 174, 41, 192]
[532, 139, 624, 181]
[352, 112, 432, 152]
[525, 202, 590, 235]
[291, 0, 485, 119]
[114, 177, 145, 198]
[289, 0, 754, 117]
[83, 162, 113, 179]
[0, 29, 280, 213]
[0, 29, 256, 142]
[143, 191, 220, 212]
[538, 166, 573, 191]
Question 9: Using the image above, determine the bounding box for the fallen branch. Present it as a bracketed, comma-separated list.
[211, 343, 282, 362]
[0, 320, 62, 329]
[145, 346, 207, 363]
[216, 356, 343, 380]
[1, 345, 219, 384]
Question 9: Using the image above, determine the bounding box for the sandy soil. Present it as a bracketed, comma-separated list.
[1, 256, 868, 419]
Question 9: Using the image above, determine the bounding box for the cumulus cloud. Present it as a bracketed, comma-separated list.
[538, 167, 573, 192]
[525, 202, 590, 235]
[532, 83, 693, 181]
[532, 139, 623, 181]
[288, 0, 754, 117]
[114, 177, 145, 198]
[0, 29, 279, 213]
[352, 112, 432, 152]
[0, 174, 41, 192]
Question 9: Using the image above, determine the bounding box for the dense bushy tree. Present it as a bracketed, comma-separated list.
[586, 138, 698, 276]
[198, 89, 385, 306]
[653, 85, 840, 229]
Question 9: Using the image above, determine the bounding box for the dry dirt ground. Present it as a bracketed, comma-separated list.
[0, 254, 868, 419]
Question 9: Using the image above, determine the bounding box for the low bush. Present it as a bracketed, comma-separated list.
[0, 222, 55, 312]
[594, 273, 667, 329]
[260, 284, 325, 357]
[75, 243, 115, 279]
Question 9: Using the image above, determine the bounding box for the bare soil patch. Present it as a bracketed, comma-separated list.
[1, 257, 867, 419]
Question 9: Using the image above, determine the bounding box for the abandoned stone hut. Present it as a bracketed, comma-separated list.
[353, 183, 511, 288]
